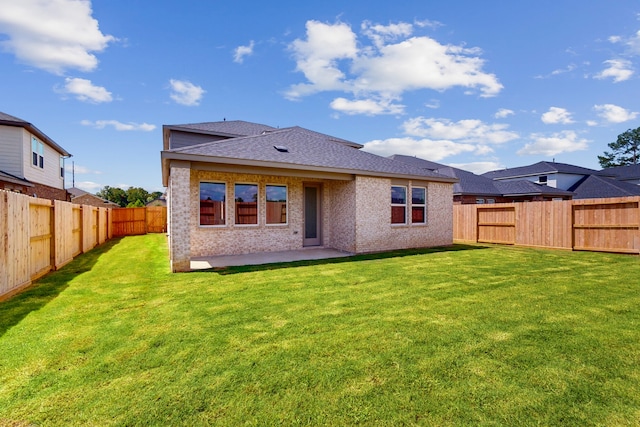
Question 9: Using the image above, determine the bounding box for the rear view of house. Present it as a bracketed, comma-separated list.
[0, 112, 71, 201]
[161, 120, 458, 271]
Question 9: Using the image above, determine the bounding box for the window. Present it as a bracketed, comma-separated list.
[486, 198, 495, 204]
[476, 198, 485, 204]
[538, 175, 548, 184]
[266, 185, 287, 225]
[31, 137, 44, 169]
[60, 157, 64, 178]
[411, 187, 426, 224]
[391, 186, 407, 224]
[200, 182, 226, 226]
[235, 183, 258, 225]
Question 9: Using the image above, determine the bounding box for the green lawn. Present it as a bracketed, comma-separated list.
[1, 235, 639, 426]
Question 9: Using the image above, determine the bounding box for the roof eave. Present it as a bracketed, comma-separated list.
[0, 119, 71, 157]
[161, 151, 458, 184]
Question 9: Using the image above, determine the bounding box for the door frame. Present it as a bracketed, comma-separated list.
[303, 182, 322, 246]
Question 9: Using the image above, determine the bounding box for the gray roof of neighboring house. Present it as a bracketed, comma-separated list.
[162, 126, 457, 184]
[67, 187, 119, 206]
[0, 111, 71, 157]
[482, 161, 611, 179]
[388, 155, 502, 196]
[600, 164, 640, 181]
[568, 175, 640, 199]
[0, 169, 34, 187]
[494, 180, 574, 197]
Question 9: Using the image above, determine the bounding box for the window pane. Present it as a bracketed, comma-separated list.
[200, 182, 225, 226]
[235, 184, 258, 224]
[391, 186, 406, 204]
[412, 206, 425, 223]
[266, 185, 287, 224]
[391, 206, 406, 224]
[412, 187, 425, 204]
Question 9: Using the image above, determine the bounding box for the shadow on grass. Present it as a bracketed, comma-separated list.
[201, 244, 489, 275]
[0, 237, 122, 338]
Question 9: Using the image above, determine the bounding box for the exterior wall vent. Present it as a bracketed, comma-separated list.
[274, 145, 289, 153]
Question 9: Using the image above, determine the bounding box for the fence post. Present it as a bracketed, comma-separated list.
[50, 201, 56, 271]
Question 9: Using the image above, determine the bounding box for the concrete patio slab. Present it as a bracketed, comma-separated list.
[190, 247, 353, 270]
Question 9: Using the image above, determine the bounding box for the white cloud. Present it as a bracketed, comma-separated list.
[517, 131, 589, 156]
[59, 77, 112, 103]
[593, 104, 639, 123]
[449, 161, 504, 175]
[495, 108, 514, 119]
[0, 0, 115, 74]
[363, 137, 477, 161]
[81, 119, 156, 131]
[286, 19, 502, 113]
[594, 59, 634, 82]
[541, 107, 574, 124]
[75, 181, 103, 192]
[286, 21, 358, 99]
[330, 97, 404, 115]
[233, 40, 255, 63]
[169, 79, 205, 106]
[609, 30, 640, 55]
[401, 117, 518, 144]
[64, 164, 102, 174]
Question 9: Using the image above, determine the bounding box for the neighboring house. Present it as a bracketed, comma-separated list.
[67, 187, 120, 207]
[146, 193, 167, 207]
[601, 164, 640, 186]
[567, 174, 640, 199]
[161, 120, 458, 272]
[390, 155, 572, 203]
[482, 161, 613, 190]
[482, 161, 640, 200]
[0, 111, 71, 201]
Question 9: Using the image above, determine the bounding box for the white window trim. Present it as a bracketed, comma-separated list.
[265, 183, 288, 226]
[199, 181, 227, 228]
[31, 137, 44, 170]
[234, 182, 260, 227]
[391, 185, 408, 225]
[411, 186, 427, 225]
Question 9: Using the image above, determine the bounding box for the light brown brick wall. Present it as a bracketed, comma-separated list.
[354, 176, 453, 253]
[168, 165, 192, 271]
[170, 168, 454, 264]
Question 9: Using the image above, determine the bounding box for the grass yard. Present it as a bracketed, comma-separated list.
[1, 235, 639, 426]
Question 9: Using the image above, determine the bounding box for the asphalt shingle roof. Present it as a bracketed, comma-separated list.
[165, 126, 456, 181]
[600, 164, 640, 181]
[494, 180, 573, 197]
[568, 175, 640, 199]
[169, 120, 277, 137]
[482, 161, 611, 179]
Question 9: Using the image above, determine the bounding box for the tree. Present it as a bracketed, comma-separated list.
[598, 127, 640, 168]
[96, 186, 127, 207]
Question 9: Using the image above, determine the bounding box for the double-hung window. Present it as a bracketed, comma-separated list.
[200, 182, 226, 226]
[266, 185, 287, 225]
[32, 137, 44, 169]
[391, 185, 407, 224]
[411, 187, 427, 224]
[235, 183, 258, 225]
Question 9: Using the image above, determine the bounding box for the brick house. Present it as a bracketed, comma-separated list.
[161, 121, 458, 272]
[0, 112, 71, 201]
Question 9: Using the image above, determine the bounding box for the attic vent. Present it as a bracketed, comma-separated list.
[274, 145, 289, 153]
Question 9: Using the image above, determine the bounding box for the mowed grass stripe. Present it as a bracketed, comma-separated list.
[0, 234, 639, 426]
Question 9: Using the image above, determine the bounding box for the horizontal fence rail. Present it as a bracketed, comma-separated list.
[454, 196, 640, 254]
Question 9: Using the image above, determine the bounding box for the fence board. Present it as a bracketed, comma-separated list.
[146, 206, 167, 233]
[454, 196, 640, 254]
[112, 207, 147, 236]
[1, 192, 30, 297]
[54, 200, 75, 269]
[30, 198, 53, 280]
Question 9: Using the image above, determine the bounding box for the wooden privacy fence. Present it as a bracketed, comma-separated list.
[111, 206, 167, 236]
[0, 190, 112, 300]
[453, 196, 640, 254]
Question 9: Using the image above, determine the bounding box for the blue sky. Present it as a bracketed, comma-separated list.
[1, 0, 639, 193]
